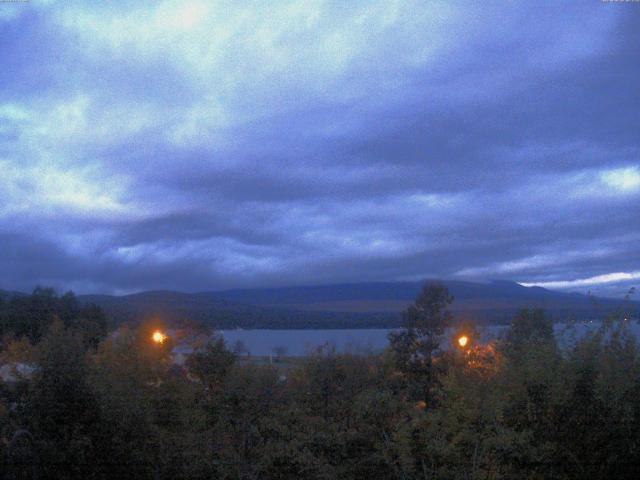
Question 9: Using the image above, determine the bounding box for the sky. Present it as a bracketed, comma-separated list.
[0, 0, 639, 297]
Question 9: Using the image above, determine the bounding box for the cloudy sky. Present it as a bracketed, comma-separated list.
[1, 0, 639, 297]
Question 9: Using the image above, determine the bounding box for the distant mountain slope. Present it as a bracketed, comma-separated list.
[211, 280, 632, 312]
[0, 289, 27, 299]
[212, 280, 638, 322]
[77, 290, 392, 329]
[8, 280, 637, 329]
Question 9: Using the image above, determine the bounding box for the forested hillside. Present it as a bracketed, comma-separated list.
[77, 290, 398, 329]
[1, 284, 640, 479]
[5, 280, 636, 330]
[83, 280, 638, 328]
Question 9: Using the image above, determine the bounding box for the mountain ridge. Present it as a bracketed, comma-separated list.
[2, 280, 638, 329]
[208, 279, 634, 311]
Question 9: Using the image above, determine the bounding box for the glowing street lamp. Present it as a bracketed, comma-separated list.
[457, 335, 469, 348]
[152, 330, 167, 344]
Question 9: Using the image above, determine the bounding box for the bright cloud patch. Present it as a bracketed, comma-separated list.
[521, 272, 640, 290]
[601, 166, 640, 193]
[0, 160, 131, 219]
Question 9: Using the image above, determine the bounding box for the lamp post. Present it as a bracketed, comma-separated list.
[152, 330, 167, 344]
[457, 335, 469, 348]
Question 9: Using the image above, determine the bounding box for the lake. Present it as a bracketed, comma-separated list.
[220, 320, 640, 356]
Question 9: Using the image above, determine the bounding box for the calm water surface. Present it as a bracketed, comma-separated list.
[220, 321, 640, 356]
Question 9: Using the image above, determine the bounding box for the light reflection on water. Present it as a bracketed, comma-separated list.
[219, 321, 640, 356]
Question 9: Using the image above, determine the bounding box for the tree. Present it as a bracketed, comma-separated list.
[504, 308, 554, 357]
[232, 340, 249, 357]
[389, 283, 454, 403]
[3, 287, 58, 342]
[213, 364, 283, 479]
[27, 320, 100, 479]
[498, 311, 566, 478]
[0, 289, 107, 347]
[71, 304, 108, 350]
[89, 328, 150, 478]
[186, 337, 236, 396]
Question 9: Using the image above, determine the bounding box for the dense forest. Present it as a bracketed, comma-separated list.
[1, 285, 640, 479]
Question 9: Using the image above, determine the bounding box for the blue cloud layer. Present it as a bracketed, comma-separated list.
[0, 0, 639, 296]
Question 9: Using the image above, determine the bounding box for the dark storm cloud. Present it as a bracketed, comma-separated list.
[0, 0, 638, 296]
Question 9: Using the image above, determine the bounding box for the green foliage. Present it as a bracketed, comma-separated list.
[2, 285, 640, 479]
[186, 336, 236, 395]
[27, 320, 100, 479]
[389, 283, 454, 403]
[504, 308, 555, 358]
[0, 288, 107, 346]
